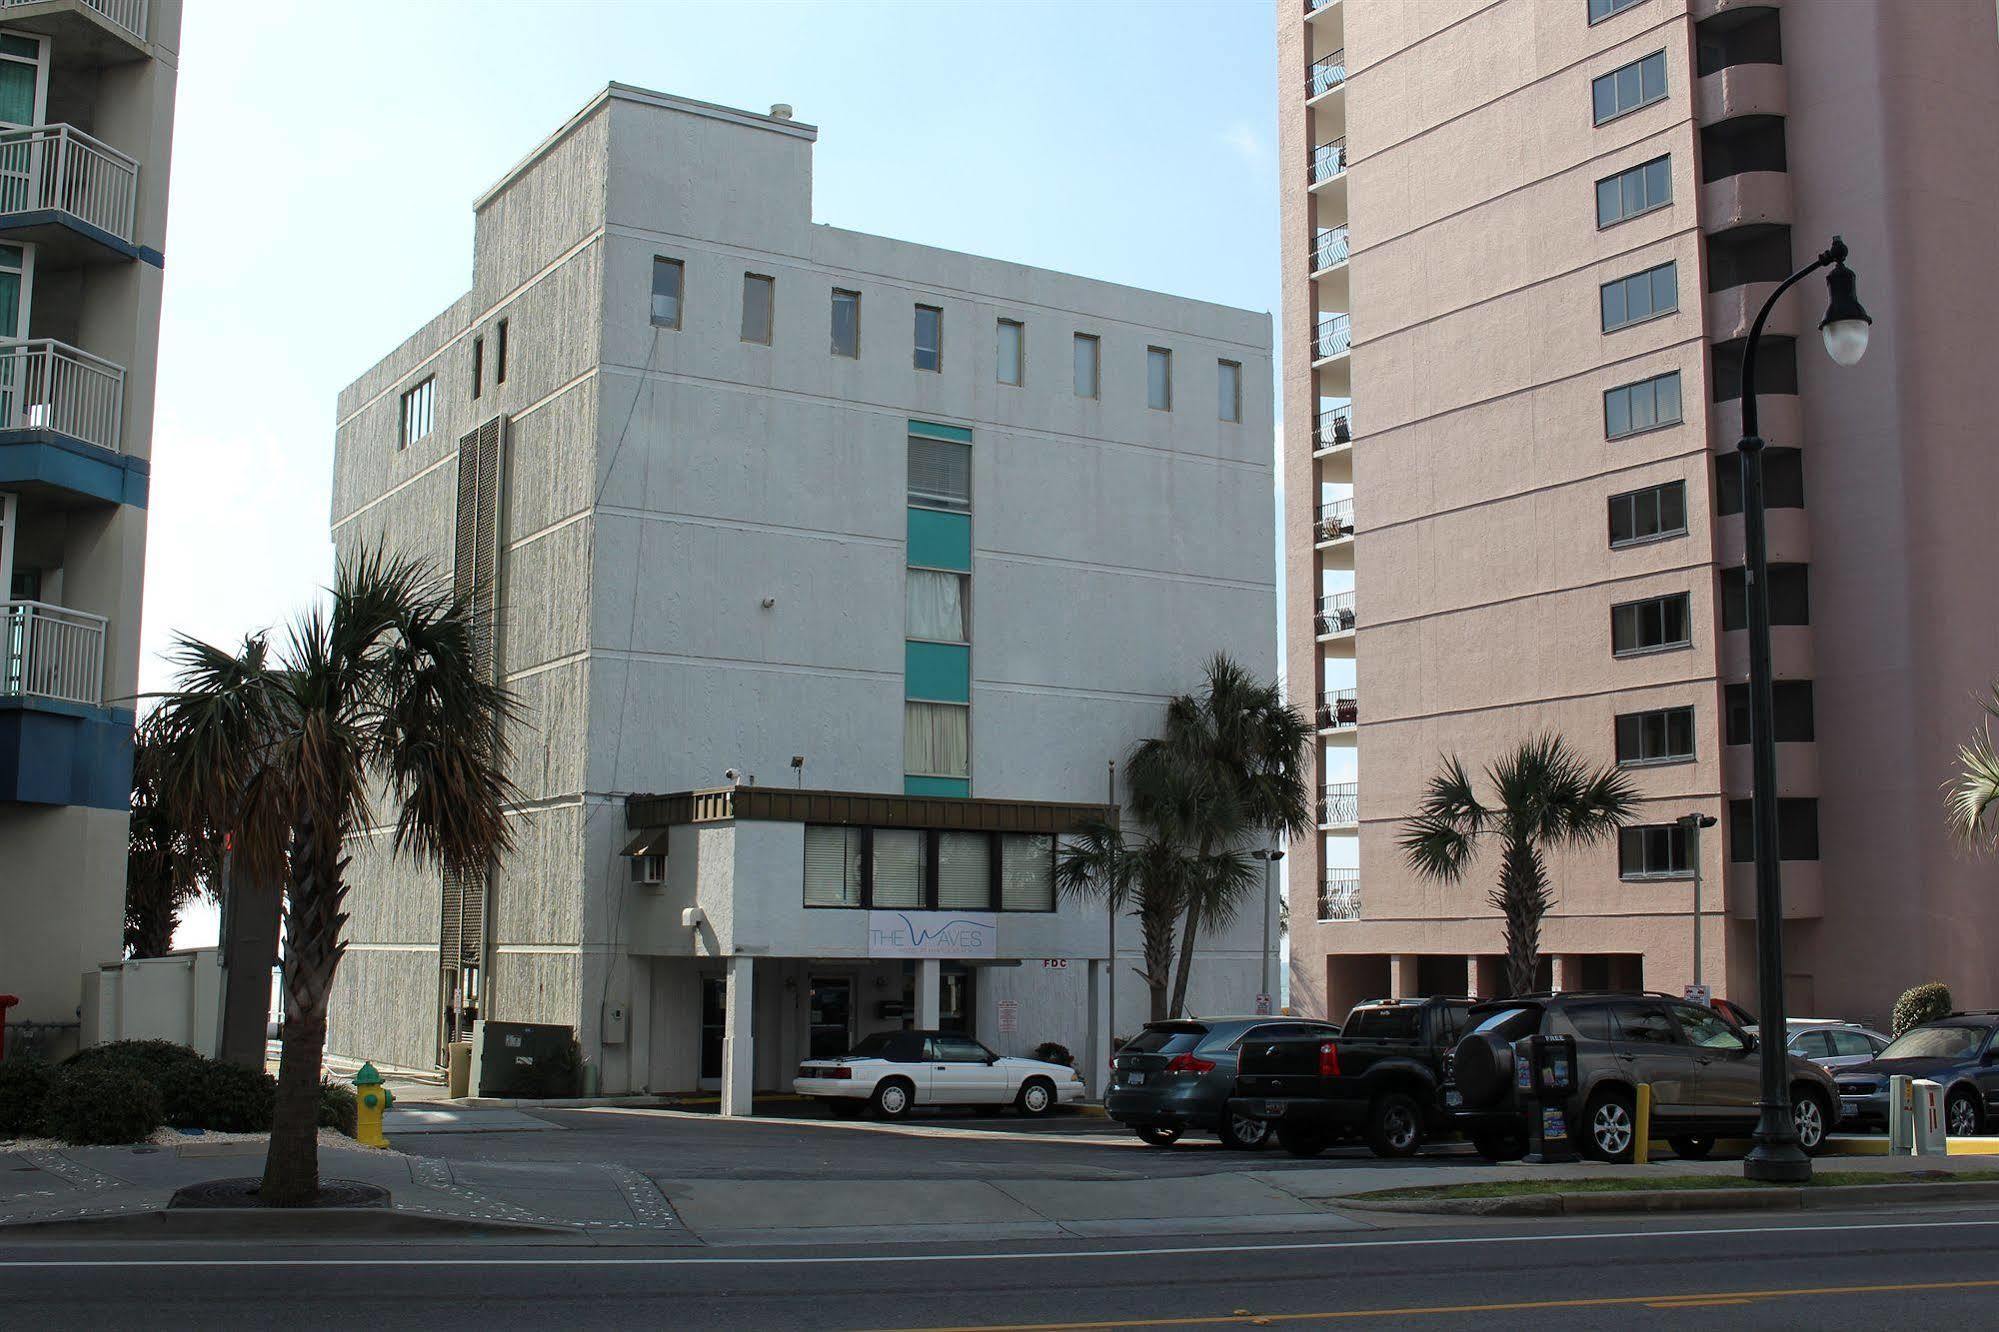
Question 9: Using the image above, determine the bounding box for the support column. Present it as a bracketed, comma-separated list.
[1087, 958, 1111, 1099]
[915, 958, 942, 1031]
[721, 955, 755, 1118]
[1389, 953, 1418, 999]
[1551, 954, 1583, 993]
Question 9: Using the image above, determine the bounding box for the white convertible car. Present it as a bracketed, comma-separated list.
[794, 1029, 1086, 1119]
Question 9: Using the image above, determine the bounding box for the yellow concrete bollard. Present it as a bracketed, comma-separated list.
[1633, 1083, 1653, 1164]
[353, 1061, 395, 1149]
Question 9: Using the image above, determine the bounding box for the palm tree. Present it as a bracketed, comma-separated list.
[123, 713, 218, 958]
[1399, 735, 1638, 998]
[1055, 820, 1187, 1023]
[149, 549, 517, 1205]
[1946, 684, 1999, 851]
[1131, 655, 1311, 1018]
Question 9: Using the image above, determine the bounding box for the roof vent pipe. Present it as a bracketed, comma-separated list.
[770, 103, 793, 120]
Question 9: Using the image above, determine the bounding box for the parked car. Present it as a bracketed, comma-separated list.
[1107, 1016, 1340, 1150]
[1449, 991, 1840, 1162]
[1744, 1019, 1891, 1071]
[794, 1030, 1085, 1120]
[1229, 996, 1511, 1159]
[1831, 1013, 1999, 1136]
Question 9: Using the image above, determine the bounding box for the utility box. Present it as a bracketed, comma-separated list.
[1890, 1075, 1948, 1155]
[469, 1019, 577, 1098]
[446, 1041, 472, 1099]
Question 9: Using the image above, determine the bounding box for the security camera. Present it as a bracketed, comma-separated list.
[761, 596, 776, 609]
[790, 756, 805, 769]
[724, 768, 739, 783]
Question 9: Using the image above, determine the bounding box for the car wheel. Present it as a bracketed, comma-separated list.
[1136, 1125, 1181, 1148]
[1668, 1135, 1715, 1161]
[1365, 1091, 1424, 1159]
[1015, 1077, 1057, 1118]
[1792, 1088, 1832, 1155]
[1469, 1128, 1527, 1162]
[1583, 1089, 1636, 1163]
[870, 1078, 915, 1121]
[1277, 1122, 1326, 1159]
[1947, 1087, 1984, 1139]
[1220, 1112, 1272, 1151]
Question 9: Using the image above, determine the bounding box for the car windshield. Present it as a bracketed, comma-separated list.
[1881, 1026, 1989, 1060]
[1124, 1025, 1207, 1055]
[844, 1033, 898, 1058]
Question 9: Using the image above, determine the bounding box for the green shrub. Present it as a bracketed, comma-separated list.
[318, 1081, 358, 1137]
[1894, 982, 1954, 1036]
[0, 1059, 55, 1137]
[1032, 1042, 1075, 1068]
[158, 1058, 276, 1132]
[65, 1039, 205, 1087]
[43, 1066, 162, 1146]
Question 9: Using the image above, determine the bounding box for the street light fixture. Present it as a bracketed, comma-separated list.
[1738, 235, 1871, 1185]
[1252, 847, 1285, 1013]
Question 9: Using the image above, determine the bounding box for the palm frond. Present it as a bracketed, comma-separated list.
[1947, 699, 1999, 853]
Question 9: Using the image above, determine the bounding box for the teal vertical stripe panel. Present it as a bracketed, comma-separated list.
[908, 420, 974, 443]
[905, 775, 971, 798]
[907, 508, 971, 572]
[905, 641, 970, 703]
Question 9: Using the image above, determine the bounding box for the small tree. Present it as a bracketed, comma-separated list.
[1400, 735, 1638, 997]
[124, 714, 218, 959]
[1893, 982, 1953, 1036]
[1056, 821, 1188, 1024]
[1946, 684, 1999, 851]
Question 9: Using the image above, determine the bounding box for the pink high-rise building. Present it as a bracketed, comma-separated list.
[1278, 0, 1999, 1026]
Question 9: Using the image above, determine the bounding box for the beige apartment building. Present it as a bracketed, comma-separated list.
[1279, 0, 1999, 1027]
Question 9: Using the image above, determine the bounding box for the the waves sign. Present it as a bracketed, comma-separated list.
[866, 910, 998, 959]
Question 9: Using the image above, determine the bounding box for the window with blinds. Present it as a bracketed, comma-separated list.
[454, 418, 505, 680]
[908, 437, 970, 511]
[871, 829, 925, 908]
[937, 832, 991, 910]
[1000, 835, 1054, 911]
[804, 826, 863, 907]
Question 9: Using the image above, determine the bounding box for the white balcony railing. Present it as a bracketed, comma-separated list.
[1318, 782, 1357, 828]
[0, 0, 147, 41]
[0, 123, 139, 243]
[2, 600, 106, 706]
[0, 338, 125, 452]
[1319, 873, 1361, 921]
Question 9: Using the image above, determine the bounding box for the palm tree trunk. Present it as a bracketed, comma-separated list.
[1140, 897, 1175, 1023]
[1167, 899, 1201, 1018]
[1494, 837, 1551, 998]
[126, 896, 177, 959]
[261, 817, 346, 1207]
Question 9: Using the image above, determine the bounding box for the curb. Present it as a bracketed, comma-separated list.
[0, 1206, 577, 1240]
[1340, 1178, 1999, 1218]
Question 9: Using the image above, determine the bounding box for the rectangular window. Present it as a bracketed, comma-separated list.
[495, 318, 509, 384]
[1619, 824, 1692, 880]
[906, 569, 968, 642]
[1073, 333, 1100, 398]
[1714, 447, 1804, 514]
[398, 376, 435, 450]
[1729, 797, 1821, 863]
[1615, 705, 1696, 765]
[905, 700, 969, 777]
[1000, 834, 1055, 911]
[651, 257, 684, 329]
[803, 826, 863, 907]
[741, 273, 774, 345]
[996, 318, 1023, 386]
[1589, 0, 1646, 21]
[1611, 592, 1691, 656]
[914, 304, 943, 372]
[471, 337, 484, 401]
[1724, 681, 1815, 745]
[628, 852, 665, 885]
[908, 436, 971, 511]
[1592, 50, 1668, 125]
[1596, 154, 1672, 228]
[1218, 360, 1242, 423]
[1604, 370, 1682, 439]
[831, 288, 861, 357]
[871, 829, 926, 908]
[1607, 480, 1687, 547]
[936, 832, 992, 910]
[1720, 563, 1809, 631]
[1601, 261, 1678, 332]
[1147, 346, 1172, 410]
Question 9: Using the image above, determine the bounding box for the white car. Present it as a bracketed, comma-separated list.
[794, 1029, 1085, 1120]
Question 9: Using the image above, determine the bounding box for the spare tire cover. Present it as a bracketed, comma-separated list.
[1452, 1032, 1514, 1110]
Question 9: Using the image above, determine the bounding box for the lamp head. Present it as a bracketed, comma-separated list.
[1819, 238, 1871, 367]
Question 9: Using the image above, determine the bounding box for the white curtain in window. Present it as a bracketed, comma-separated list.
[803, 826, 862, 906]
[872, 829, 925, 908]
[906, 570, 967, 642]
[937, 833, 991, 910]
[1000, 834, 1054, 911]
[904, 701, 969, 777]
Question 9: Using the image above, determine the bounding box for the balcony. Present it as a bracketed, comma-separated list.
[1314, 498, 1353, 546]
[1318, 872, 1361, 921]
[1305, 0, 1339, 14]
[1307, 50, 1347, 100]
[0, 0, 149, 60]
[1309, 138, 1348, 187]
[1313, 405, 1353, 454]
[1315, 590, 1355, 640]
[0, 339, 125, 453]
[1310, 225, 1350, 274]
[1318, 781, 1357, 830]
[0, 123, 141, 261]
[1316, 687, 1358, 735]
[1312, 314, 1351, 363]
[2, 600, 105, 706]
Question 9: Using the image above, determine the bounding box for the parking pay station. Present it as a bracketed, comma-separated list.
[1513, 1032, 1580, 1164]
[1889, 1075, 1947, 1156]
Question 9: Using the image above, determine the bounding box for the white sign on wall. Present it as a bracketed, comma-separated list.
[998, 999, 1019, 1034]
[866, 910, 999, 959]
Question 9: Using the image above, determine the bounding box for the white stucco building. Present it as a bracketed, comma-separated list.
[328, 85, 1275, 1106]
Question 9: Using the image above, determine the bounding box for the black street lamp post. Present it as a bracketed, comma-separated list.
[1738, 235, 1872, 1184]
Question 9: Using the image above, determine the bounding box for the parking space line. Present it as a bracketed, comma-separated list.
[566, 1105, 1143, 1148]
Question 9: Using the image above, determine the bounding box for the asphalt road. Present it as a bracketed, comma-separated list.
[6, 1208, 1999, 1328]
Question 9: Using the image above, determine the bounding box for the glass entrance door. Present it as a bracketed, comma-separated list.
[699, 976, 726, 1090]
[809, 977, 853, 1058]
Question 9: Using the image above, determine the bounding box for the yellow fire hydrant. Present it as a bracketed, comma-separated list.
[353, 1061, 395, 1149]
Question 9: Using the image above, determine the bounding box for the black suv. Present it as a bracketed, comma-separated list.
[1451, 992, 1840, 1161]
[1831, 1013, 1999, 1136]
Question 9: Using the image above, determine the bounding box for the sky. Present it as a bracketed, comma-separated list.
[153, 0, 1285, 945]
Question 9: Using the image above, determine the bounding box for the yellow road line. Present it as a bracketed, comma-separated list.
[877, 1277, 1999, 1331]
